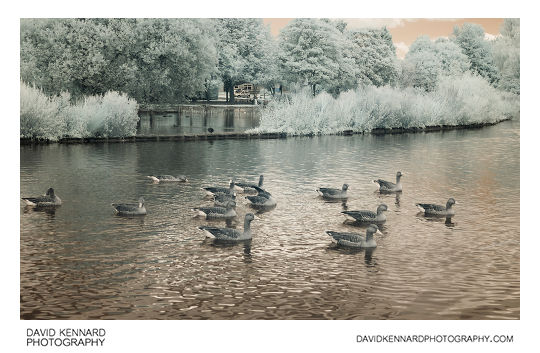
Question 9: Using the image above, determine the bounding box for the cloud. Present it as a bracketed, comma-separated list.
[344, 18, 410, 29]
[484, 32, 501, 41]
[394, 41, 409, 59]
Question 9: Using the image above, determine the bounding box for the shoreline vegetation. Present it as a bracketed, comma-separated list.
[20, 118, 511, 145]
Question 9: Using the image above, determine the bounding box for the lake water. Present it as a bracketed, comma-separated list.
[20, 120, 520, 319]
[137, 107, 260, 135]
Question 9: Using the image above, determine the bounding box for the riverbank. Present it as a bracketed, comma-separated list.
[20, 119, 511, 145]
[139, 102, 265, 113]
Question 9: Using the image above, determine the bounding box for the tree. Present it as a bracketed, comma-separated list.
[492, 19, 520, 94]
[20, 18, 219, 103]
[401, 35, 470, 91]
[129, 18, 218, 103]
[452, 23, 499, 84]
[214, 18, 277, 103]
[278, 18, 345, 96]
[347, 27, 400, 87]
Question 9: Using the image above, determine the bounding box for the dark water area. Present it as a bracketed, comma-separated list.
[137, 107, 260, 135]
[20, 120, 519, 319]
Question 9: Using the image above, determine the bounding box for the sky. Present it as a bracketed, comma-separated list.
[263, 18, 504, 58]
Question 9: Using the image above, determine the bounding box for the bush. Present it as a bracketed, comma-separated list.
[250, 74, 519, 135]
[20, 82, 139, 140]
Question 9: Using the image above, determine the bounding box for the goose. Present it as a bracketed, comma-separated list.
[112, 197, 146, 215]
[317, 183, 348, 199]
[147, 175, 188, 183]
[234, 175, 264, 193]
[202, 180, 236, 196]
[342, 204, 388, 223]
[192, 201, 237, 219]
[22, 188, 62, 207]
[245, 186, 277, 207]
[198, 213, 257, 241]
[326, 224, 382, 248]
[416, 198, 457, 217]
[213, 192, 237, 207]
[373, 171, 403, 193]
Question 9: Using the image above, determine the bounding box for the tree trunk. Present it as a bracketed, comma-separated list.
[229, 85, 235, 104]
[312, 84, 316, 96]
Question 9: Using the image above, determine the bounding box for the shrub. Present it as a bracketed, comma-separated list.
[20, 82, 139, 140]
[251, 74, 519, 136]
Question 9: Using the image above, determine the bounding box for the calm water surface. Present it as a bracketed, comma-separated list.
[137, 107, 260, 135]
[20, 121, 520, 319]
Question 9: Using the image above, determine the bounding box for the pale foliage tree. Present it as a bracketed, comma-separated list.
[214, 18, 277, 102]
[492, 19, 520, 94]
[347, 27, 400, 87]
[452, 23, 499, 84]
[278, 18, 346, 96]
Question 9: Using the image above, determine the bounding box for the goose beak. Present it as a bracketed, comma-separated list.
[376, 229, 384, 236]
[254, 215, 261, 220]
[454, 201, 459, 205]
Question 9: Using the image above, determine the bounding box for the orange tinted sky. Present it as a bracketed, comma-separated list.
[263, 18, 504, 57]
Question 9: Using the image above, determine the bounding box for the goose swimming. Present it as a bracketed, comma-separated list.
[22, 188, 62, 207]
[326, 224, 382, 248]
[147, 175, 188, 183]
[198, 213, 257, 241]
[342, 204, 388, 223]
[202, 180, 235, 196]
[373, 171, 403, 193]
[317, 183, 348, 200]
[234, 175, 264, 193]
[416, 198, 457, 217]
[112, 197, 147, 215]
[213, 192, 237, 207]
[246, 185, 277, 207]
[192, 201, 237, 219]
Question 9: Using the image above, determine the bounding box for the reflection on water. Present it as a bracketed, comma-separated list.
[20, 121, 519, 319]
[138, 107, 260, 135]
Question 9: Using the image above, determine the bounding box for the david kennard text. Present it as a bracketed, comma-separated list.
[27, 328, 106, 347]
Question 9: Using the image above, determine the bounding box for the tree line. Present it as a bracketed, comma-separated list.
[20, 18, 520, 104]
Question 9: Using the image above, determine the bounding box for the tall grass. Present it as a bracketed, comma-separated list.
[20, 82, 139, 140]
[251, 74, 519, 135]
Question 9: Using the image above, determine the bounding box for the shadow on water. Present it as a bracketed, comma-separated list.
[416, 212, 456, 227]
[248, 204, 277, 214]
[327, 244, 378, 266]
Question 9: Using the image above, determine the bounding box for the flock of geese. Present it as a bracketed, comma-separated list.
[21, 171, 457, 248]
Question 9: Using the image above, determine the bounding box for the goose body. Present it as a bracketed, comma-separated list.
[342, 204, 388, 223]
[234, 175, 264, 193]
[22, 188, 62, 207]
[198, 213, 256, 241]
[213, 193, 237, 207]
[192, 201, 237, 219]
[373, 171, 403, 193]
[317, 184, 348, 199]
[112, 197, 146, 215]
[327, 224, 381, 248]
[416, 198, 457, 217]
[147, 175, 188, 183]
[202, 181, 235, 196]
[246, 186, 277, 207]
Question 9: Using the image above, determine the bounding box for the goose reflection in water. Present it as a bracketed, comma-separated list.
[23, 205, 57, 216]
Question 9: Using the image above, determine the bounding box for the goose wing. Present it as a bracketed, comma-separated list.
[199, 226, 241, 240]
[416, 203, 445, 212]
[342, 210, 376, 221]
[317, 187, 340, 196]
[112, 203, 139, 212]
[326, 231, 364, 243]
[374, 179, 396, 189]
